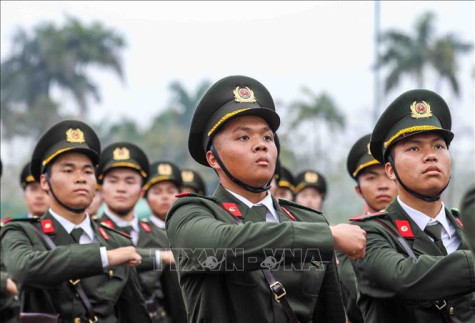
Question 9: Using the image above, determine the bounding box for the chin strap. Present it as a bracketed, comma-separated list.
[46, 172, 86, 214]
[210, 145, 271, 193]
[387, 154, 450, 203]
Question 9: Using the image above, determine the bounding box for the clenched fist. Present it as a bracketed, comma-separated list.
[330, 224, 366, 260]
[107, 246, 142, 267]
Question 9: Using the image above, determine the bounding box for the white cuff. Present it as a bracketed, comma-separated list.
[100, 246, 109, 268]
[154, 250, 162, 271]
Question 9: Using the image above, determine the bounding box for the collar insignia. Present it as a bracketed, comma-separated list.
[395, 220, 414, 238]
[410, 101, 432, 119]
[222, 202, 243, 218]
[41, 219, 55, 234]
[233, 86, 256, 103]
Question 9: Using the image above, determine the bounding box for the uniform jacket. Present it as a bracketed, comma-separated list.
[166, 185, 345, 323]
[1, 211, 151, 323]
[352, 199, 475, 323]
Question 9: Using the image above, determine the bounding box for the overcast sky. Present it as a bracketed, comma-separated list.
[2, 1, 473, 130]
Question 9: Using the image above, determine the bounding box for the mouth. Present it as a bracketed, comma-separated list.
[376, 194, 392, 201]
[74, 189, 89, 194]
[256, 156, 269, 165]
[423, 166, 441, 175]
[115, 196, 127, 202]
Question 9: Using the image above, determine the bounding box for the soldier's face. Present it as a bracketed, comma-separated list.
[146, 181, 179, 220]
[41, 152, 96, 210]
[208, 115, 277, 188]
[101, 168, 143, 216]
[356, 164, 397, 212]
[386, 133, 451, 197]
[295, 187, 323, 211]
[24, 182, 50, 217]
[86, 189, 103, 216]
[275, 187, 293, 201]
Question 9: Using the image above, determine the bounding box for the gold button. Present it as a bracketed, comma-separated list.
[449, 307, 454, 315]
[75, 293, 80, 298]
[74, 318, 81, 323]
[108, 269, 114, 278]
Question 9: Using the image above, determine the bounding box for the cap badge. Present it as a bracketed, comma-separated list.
[233, 86, 256, 103]
[66, 128, 85, 143]
[305, 171, 318, 183]
[182, 170, 194, 183]
[410, 101, 432, 119]
[158, 164, 172, 176]
[113, 147, 130, 160]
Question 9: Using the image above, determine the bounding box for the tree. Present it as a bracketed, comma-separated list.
[169, 80, 211, 129]
[379, 12, 472, 96]
[1, 16, 125, 139]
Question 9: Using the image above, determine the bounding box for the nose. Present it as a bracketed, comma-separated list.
[253, 138, 269, 152]
[75, 170, 87, 184]
[423, 148, 438, 163]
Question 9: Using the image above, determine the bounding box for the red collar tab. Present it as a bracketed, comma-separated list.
[280, 206, 296, 221]
[222, 202, 243, 218]
[140, 221, 152, 232]
[98, 226, 110, 240]
[176, 192, 191, 198]
[41, 219, 55, 234]
[455, 218, 464, 229]
[101, 220, 114, 229]
[395, 220, 414, 238]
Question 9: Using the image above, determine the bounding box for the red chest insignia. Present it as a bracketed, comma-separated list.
[101, 220, 114, 229]
[395, 220, 414, 238]
[280, 207, 296, 221]
[41, 219, 55, 234]
[140, 221, 152, 232]
[98, 227, 110, 240]
[222, 202, 243, 218]
[455, 218, 464, 229]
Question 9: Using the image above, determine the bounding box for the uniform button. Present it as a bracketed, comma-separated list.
[74, 318, 81, 323]
[108, 269, 114, 278]
[76, 293, 80, 298]
[449, 307, 454, 315]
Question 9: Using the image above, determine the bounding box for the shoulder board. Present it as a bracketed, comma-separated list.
[3, 217, 40, 224]
[278, 199, 323, 215]
[100, 223, 132, 239]
[450, 208, 461, 219]
[175, 192, 217, 202]
[349, 211, 388, 222]
[139, 220, 152, 233]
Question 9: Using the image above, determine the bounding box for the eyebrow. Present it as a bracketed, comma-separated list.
[59, 162, 93, 168]
[402, 135, 444, 145]
[232, 125, 272, 133]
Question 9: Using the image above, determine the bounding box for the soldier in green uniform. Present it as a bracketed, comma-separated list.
[1, 120, 151, 322]
[460, 184, 475, 253]
[180, 169, 207, 195]
[338, 134, 398, 323]
[86, 184, 104, 219]
[294, 170, 327, 211]
[144, 161, 187, 323]
[351, 89, 475, 322]
[20, 162, 50, 218]
[96, 143, 176, 322]
[166, 75, 367, 323]
[274, 165, 295, 201]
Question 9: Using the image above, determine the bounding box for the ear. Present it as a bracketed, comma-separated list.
[40, 174, 50, 192]
[385, 162, 396, 180]
[355, 185, 363, 198]
[206, 150, 221, 171]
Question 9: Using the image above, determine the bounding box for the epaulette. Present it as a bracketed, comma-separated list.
[278, 198, 323, 215]
[349, 211, 388, 222]
[451, 208, 461, 219]
[99, 222, 132, 239]
[139, 219, 152, 233]
[175, 191, 218, 202]
[5, 217, 40, 223]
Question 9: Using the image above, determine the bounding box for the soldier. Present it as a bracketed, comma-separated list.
[166, 75, 366, 323]
[145, 161, 187, 323]
[96, 143, 176, 322]
[1, 120, 151, 322]
[338, 134, 398, 323]
[274, 165, 295, 201]
[20, 162, 50, 218]
[460, 184, 475, 253]
[294, 170, 327, 211]
[86, 184, 104, 218]
[351, 89, 475, 322]
[180, 168, 207, 195]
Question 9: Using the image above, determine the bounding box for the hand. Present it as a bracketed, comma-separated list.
[6, 278, 18, 296]
[107, 246, 142, 267]
[330, 224, 366, 260]
[160, 250, 175, 265]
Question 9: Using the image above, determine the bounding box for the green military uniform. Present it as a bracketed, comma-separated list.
[166, 75, 345, 322]
[275, 165, 296, 195]
[1, 120, 151, 322]
[460, 184, 475, 253]
[294, 170, 327, 198]
[351, 89, 475, 322]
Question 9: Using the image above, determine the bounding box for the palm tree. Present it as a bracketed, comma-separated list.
[379, 12, 472, 96]
[1, 16, 125, 139]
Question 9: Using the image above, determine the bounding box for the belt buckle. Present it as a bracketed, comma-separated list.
[269, 281, 286, 302]
[435, 300, 447, 310]
[89, 315, 98, 323]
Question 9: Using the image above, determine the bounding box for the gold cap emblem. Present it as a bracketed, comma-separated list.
[182, 170, 194, 183]
[66, 128, 85, 143]
[113, 147, 130, 160]
[304, 171, 318, 183]
[233, 86, 256, 103]
[158, 164, 172, 176]
[410, 101, 432, 119]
